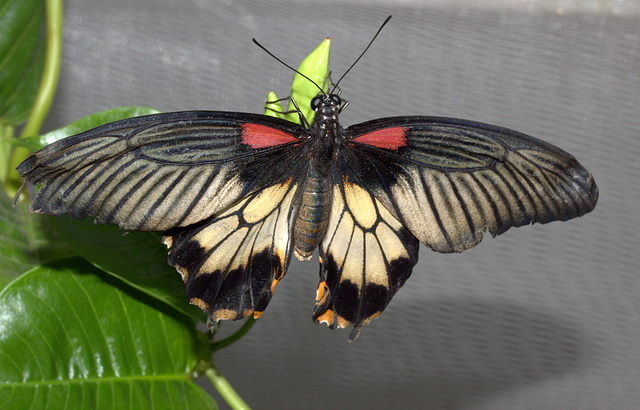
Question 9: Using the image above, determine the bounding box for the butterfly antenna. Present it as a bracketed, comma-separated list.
[332, 15, 392, 93]
[252, 38, 325, 95]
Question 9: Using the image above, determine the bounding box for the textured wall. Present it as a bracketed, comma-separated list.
[52, 1, 638, 408]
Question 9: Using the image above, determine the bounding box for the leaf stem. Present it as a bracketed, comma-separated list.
[205, 364, 251, 410]
[211, 316, 256, 351]
[18, 0, 63, 140]
[7, 0, 63, 197]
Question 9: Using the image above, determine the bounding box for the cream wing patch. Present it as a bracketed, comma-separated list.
[164, 178, 299, 327]
[314, 178, 419, 341]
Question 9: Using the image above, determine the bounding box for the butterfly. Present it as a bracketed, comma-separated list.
[14, 16, 598, 340]
[15, 89, 598, 340]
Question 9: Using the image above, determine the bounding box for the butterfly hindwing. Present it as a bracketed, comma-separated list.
[314, 162, 419, 341]
[344, 116, 598, 253]
[16, 111, 304, 231]
[163, 171, 303, 325]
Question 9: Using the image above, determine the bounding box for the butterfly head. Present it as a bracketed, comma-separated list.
[308, 93, 347, 139]
[310, 94, 343, 119]
[305, 94, 346, 162]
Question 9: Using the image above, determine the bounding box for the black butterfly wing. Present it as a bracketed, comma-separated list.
[17, 110, 310, 325]
[315, 116, 597, 339]
[16, 111, 305, 231]
[163, 164, 305, 326]
[314, 161, 419, 341]
[343, 116, 598, 253]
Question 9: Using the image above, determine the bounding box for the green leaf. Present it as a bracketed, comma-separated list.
[263, 91, 286, 119]
[0, 258, 216, 409]
[0, 190, 74, 290]
[18, 106, 162, 151]
[264, 37, 330, 126]
[0, 0, 46, 125]
[49, 215, 206, 322]
[285, 37, 330, 125]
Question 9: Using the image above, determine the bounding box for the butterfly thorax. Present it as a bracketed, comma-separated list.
[306, 94, 344, 166]
[292, 94, 344, 260]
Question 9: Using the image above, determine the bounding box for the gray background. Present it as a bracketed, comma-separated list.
[50, 1, 639, 408]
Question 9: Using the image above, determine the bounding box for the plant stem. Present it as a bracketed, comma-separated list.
[7, 0, 63, 196]
[0, 122, 14, 183]
[206, 365, 251, 410]
[211, 316, 257, 351]
[18, 0, 63, 140]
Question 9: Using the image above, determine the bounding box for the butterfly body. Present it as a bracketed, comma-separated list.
[292, 166, 332, 260]
[16, 92, 598, 341]
[290, 94, 343, 260]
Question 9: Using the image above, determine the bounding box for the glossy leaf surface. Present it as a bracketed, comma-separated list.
[0, 0, 45, 124]
[0, 258, 216, 409]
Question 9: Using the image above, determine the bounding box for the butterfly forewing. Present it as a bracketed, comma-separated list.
[344, 116, 598, 254]
[17, 111, 304, 231]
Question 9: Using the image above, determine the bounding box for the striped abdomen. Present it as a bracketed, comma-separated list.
[293, 169, 331, 260]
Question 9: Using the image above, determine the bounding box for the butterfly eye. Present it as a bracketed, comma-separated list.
[329, 94, 341, 106]
[311, 96, 322, 111]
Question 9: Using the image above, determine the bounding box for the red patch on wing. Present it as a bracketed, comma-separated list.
[351, 127, 408, 150]
[241, 123, 298, 148]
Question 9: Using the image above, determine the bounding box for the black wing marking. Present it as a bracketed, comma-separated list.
[314, 164, 419, 341]
[163, 171, 303, 326]
[16, 111, 304, 231]
[345, 116, 598, 253]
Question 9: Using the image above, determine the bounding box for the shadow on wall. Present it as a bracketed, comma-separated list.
[390, 297, 587, 408]
[244, 296, 590, 409]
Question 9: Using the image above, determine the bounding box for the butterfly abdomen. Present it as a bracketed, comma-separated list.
[293, 168, 331, 260]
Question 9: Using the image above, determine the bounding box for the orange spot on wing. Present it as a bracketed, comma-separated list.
[315, 281, 329, 305]
[351, 127, 408, 150]
[270, 277, 280, 295]
[176, 266, 189, 282]
[210, 308, 244, 321]
[316, 310, 337, 326]
[241, 123, 298, 148]
[190, 297, 209, 311]
[336, 316, 350, 329]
